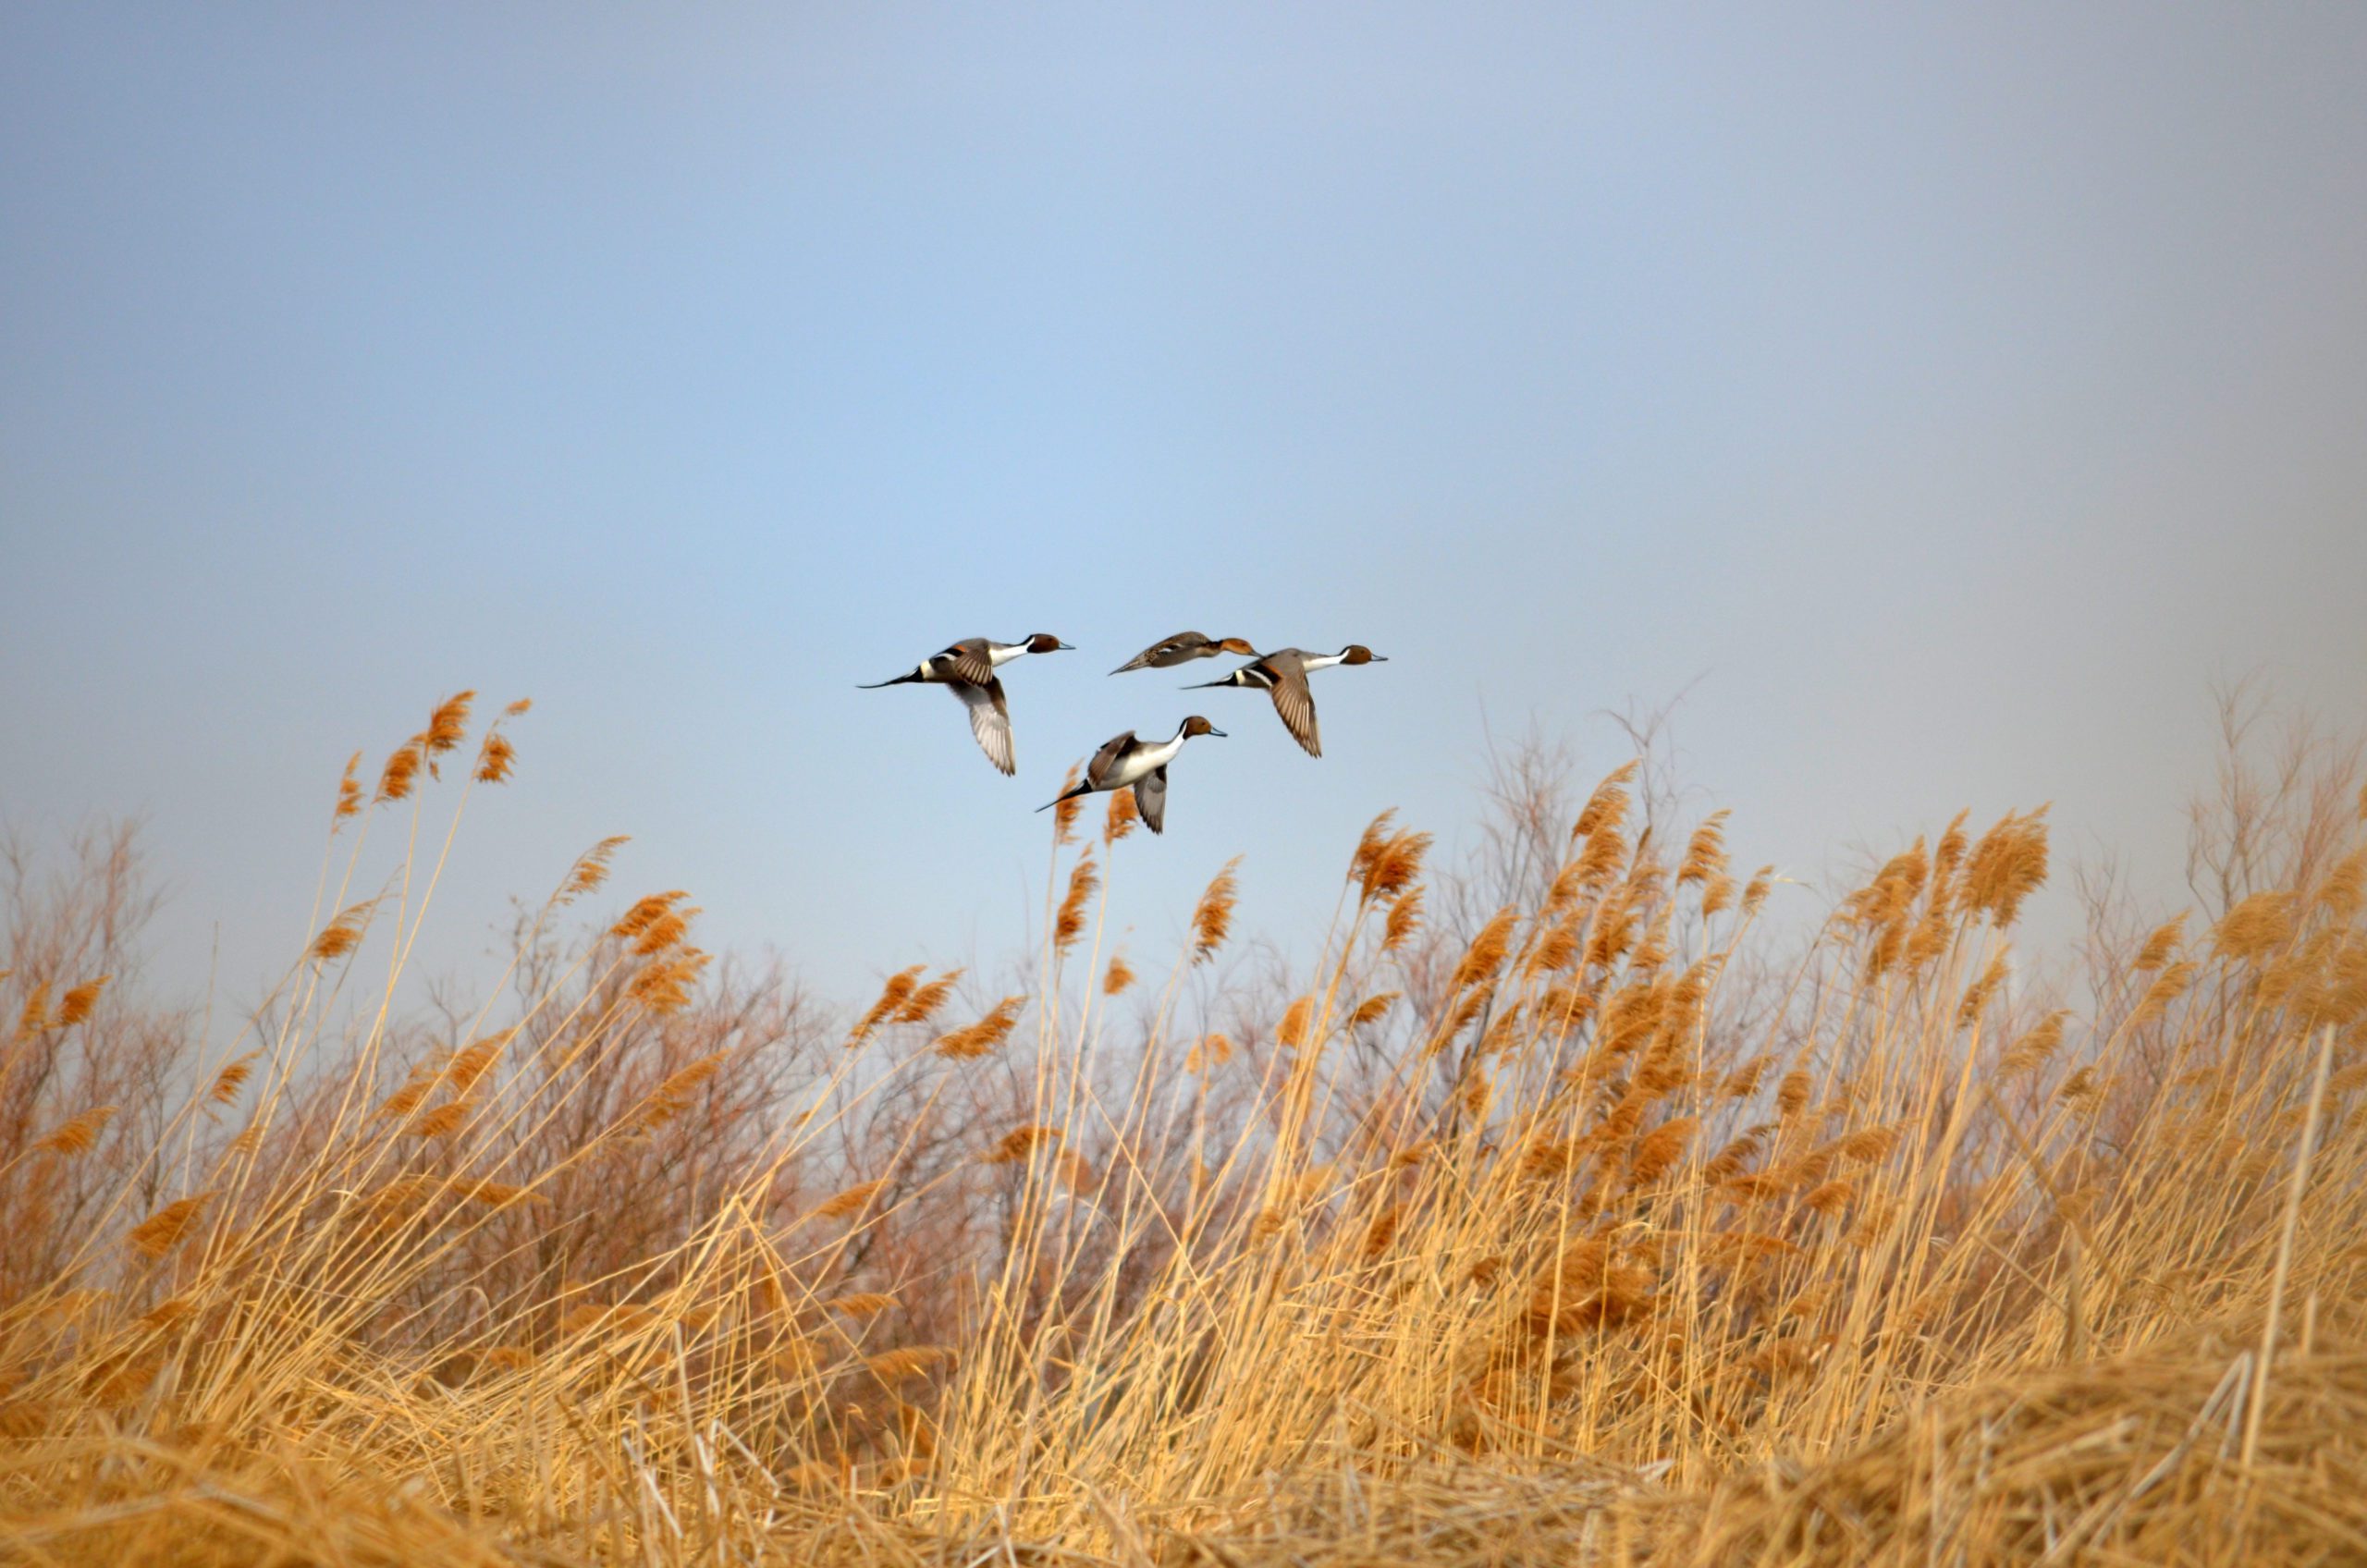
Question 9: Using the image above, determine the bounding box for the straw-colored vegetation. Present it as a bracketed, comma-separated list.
[4, 692, 2365, 1565]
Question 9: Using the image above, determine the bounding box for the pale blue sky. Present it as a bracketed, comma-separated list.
[5, 5, 2364, 1012]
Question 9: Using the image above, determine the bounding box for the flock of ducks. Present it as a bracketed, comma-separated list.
[859, 631, 1388, 833]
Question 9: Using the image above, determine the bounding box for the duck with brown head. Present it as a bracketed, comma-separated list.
[1110, 631, 1263, 675]
[857, 633, 1073, 776]
[1036, 716, 1226, 835]
[1185, 645, 1386, 758]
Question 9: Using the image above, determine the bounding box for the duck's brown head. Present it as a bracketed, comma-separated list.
[1340, 644, 1387, 665]
[1181, 716, 1227, 739]
[1025, 633, 1074, 655]
[1217, 637, 1261, 655]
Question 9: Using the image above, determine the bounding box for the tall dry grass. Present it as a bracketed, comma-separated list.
[2, 692, 2364, 1565]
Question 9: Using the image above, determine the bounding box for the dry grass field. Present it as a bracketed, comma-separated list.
[4, 692, 2364, 1565]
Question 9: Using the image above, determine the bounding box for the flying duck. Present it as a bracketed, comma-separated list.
[1187, 645, 1385, 758]
[1037, 717, 1225, 833]
[858, 634, 1072, 775]
[1110, 631, 1261, 675]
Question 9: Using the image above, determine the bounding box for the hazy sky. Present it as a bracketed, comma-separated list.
[5, 5, 2364, 1015]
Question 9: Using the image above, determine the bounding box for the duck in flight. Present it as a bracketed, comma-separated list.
[1109, 631, 1262, 675]
[858, 634, 1072, 776]
[1187, 645, 1385, 758]
[1037, 717, 1225, 834]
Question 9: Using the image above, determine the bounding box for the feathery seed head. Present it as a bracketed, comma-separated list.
[1626, 1116, 1698, 1187]
[310, 903, 374, 962]
[1052, 764, 1085, 845]
[892, 969, 963, 1027]
[1362, 828, 1431, 904]
[1185, 1033, 1233, 1073]
[1743, 865, 1774, 915]
[406, 1100, 472, 1139]
[129, 1192, 215, 1258]
[1960, 807, 2051, 926]
[334, 752, 364, 823]
[1054, 856, 1099, 957]
[932, 996, 1024, 1060]
[611, 890, 689, 943]
[1524, 917, 1582, 980]
[1189, 858, 1241, 966]
[865, 1346, 950, 1382]
[34, 1105, 116, 1157]
[814, 1178, 890, 1220]
[629, 949, 710, 1015]
[1451, 908, 1520, 993]
[474, 730, 517, 784]
[1277, 995, 1316, 1051]
[982, 1124, 1060, 1165]
[1700, 873, 1735, 919]
[2128, 960, 2196, 1031]
[375, 739, 423, 802]
[1104, 786, 1139, 844]
[1349, 811, 1397, 896]
[56, 975, 108, 1027]
[1571, 762, 1638, 840]
[1382, 884, 1427, 954]
[1956, 952, 2011, 1030]
[422, 690, 474, 758]
[1999, 1010, 2070, 1077]
[632, 1053, 726, 1133]
[1677, 811, 1730, 886]
[848, 965, 926, 1047]
[2214, 891, 2295, 965]
[559, 837, 629, 902]
[443, 1035, 508, 1095]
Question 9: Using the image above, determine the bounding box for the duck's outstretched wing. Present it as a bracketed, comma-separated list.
[1085, 729, 1136, 789]
[1267, 660, 1321, 757]
[936, 640, 999, 686]
[952, 680, 1015, 775]
[1134, 765, 1169, 834]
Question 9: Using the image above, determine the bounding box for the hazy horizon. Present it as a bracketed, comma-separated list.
[6, 5, 2365, 1020]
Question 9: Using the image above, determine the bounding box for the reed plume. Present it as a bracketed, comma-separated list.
[128, 1192, 214, 1257]
[558, 836, 629, 902]
[33, 1105, 115, 1157]
[334, 751, 364, 822]
[310, 902, 373, 962]
[813, 1178, 890, 1220]
[982, 1125, 1060, 1165]
[1190, 858, 1241, 965]
[932, 997, 1024, 1060]
[631, 1053, 726, 1133]
[55, 975, 108, 1027]
[848, 964, 926, 1047]
[1382, 884, 1426, 953]
[1051, 763, 1084, 845]
[375, 739, 423, 803]
[1054, 856, 1099, 957]
[892, 969, 963, 1027]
